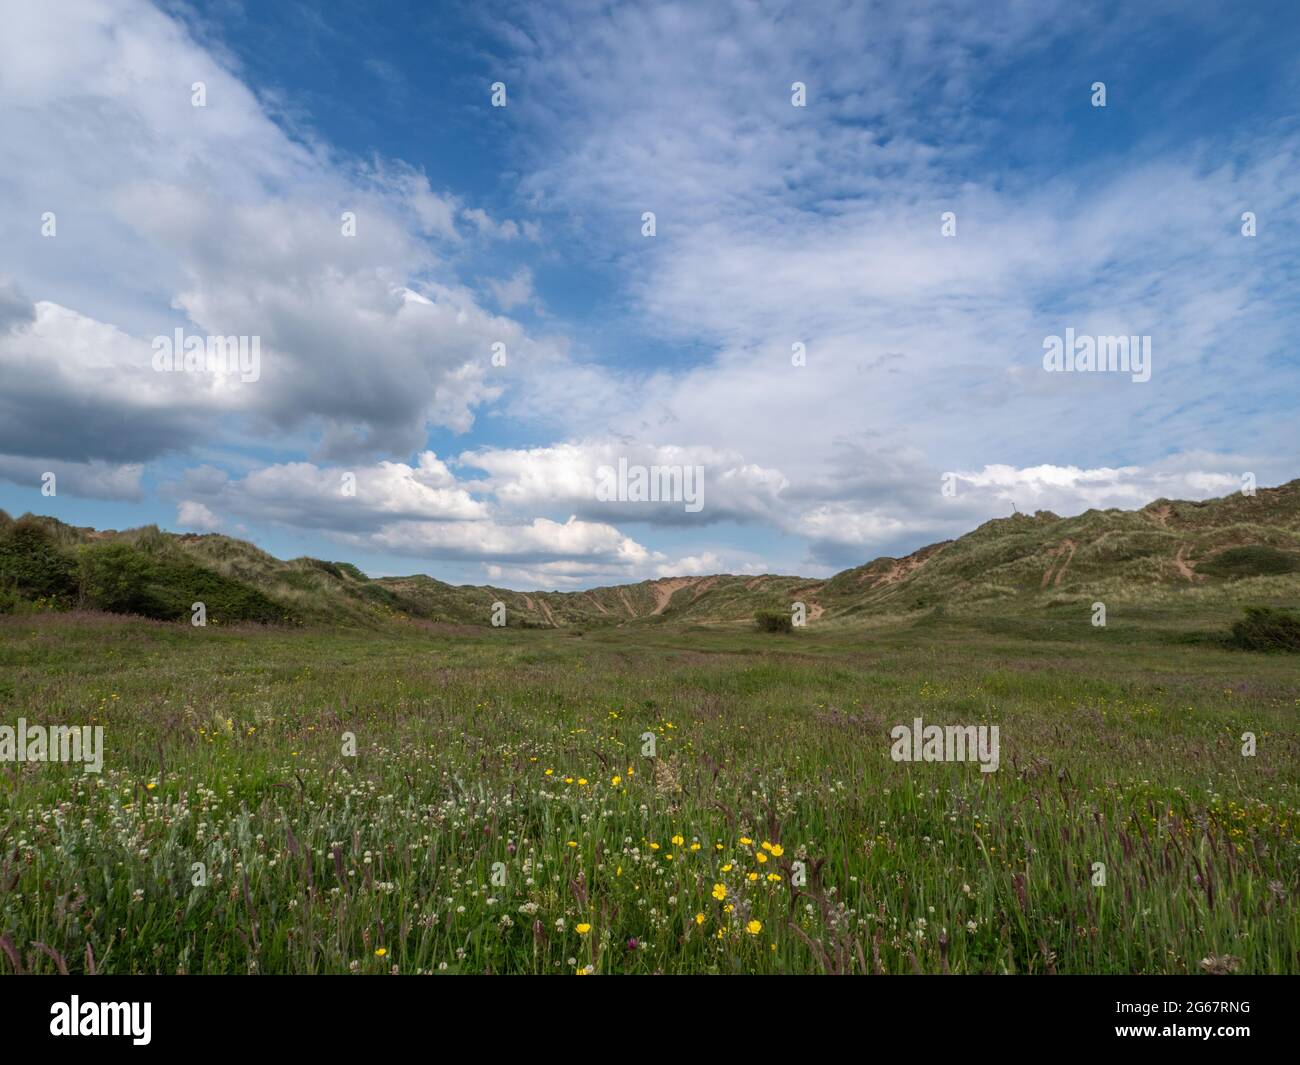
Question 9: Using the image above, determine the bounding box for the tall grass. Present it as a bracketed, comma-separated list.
[0, 608, 1295, 974]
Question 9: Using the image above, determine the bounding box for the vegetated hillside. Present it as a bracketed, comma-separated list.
[2, 478, 1297, 628]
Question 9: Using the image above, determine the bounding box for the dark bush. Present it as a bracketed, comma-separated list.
[1229, 606, 1300, 652]
[79, 542, 295, 624]
[0, 518, 78, 601]
[79, 542, 160, 614]
[1198, 546, 1300, 579]
[755, 608, 794, 633]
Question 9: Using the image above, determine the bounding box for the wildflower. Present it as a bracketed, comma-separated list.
[671, 834, 684, 846]
[711, 883, 727, 901]
[611, 775, 621, 786]
[576, 923, 591, 935]
[769, 844, 783, 857]
[746, 920, 762, 935]
[695, 913, 706, 926]
[374, 948, 387, 957]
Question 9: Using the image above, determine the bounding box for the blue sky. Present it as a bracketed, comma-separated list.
[0, 0, 1297, 588]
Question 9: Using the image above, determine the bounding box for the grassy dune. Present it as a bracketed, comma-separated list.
[1, 599, 1295, 975]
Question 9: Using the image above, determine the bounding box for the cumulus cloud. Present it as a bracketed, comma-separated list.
[0, 0, 550, 467]
[459, 441, 789, 527]
[363, 515, 652, 567]
[169, 452, 489, 531]
[177, 500, 221, 531]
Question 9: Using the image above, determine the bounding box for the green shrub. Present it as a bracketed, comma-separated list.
[755, 608, 793, 633]
[1229, 606, 1300, 652]
[1197, 546, 1300, 579]
[78, 542, 295, 624]
[79, 542, 160, 614]
[0, 517, 78, 601]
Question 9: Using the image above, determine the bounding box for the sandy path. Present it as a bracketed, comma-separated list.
[652, 578, 693, 615]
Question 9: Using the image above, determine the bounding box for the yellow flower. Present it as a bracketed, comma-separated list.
[747, 872, 759, 882]
[374, 948, 388, 957]
[739, 836, 753, 846]
[576, 923, 591, 935]
[769, 844, 784, 857]
[611, 775, 621, 786]
[756, 852, 768, 864]
[766, 873, 781, 882]
[746, 920, 762, 935]
[695, 912, 706, 926]
[761, 841, 773, 852]
[721, 863, 733, 873]
[689, 842, 701, 852]
[145, 782, 157, 791]
[649, 842, 660, 851]
[577, 778, 588, 786]
[545, 768, 554, 776]
[711, 883, 727, 901]
[564, 776, 574, 784]
[567, 840, 577, 848]
[724, 904, 734, 914]
[671, 834, 684, 846]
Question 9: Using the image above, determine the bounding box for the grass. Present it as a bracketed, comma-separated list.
[0, 600, 1296, 975]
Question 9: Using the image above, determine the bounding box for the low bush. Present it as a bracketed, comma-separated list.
[1198, 546, 1300, 579]
[755, 608, 793, 633]
[1229, 606, 1300, 652]
[0, 518, 78, 601]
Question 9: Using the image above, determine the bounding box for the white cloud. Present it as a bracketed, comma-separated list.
[172, 452, 489, 530]
[488, 268, 538, 312]
[177, 500, 221, 531]
[0, 0, 552, 465]
[364, 515, 653, 567]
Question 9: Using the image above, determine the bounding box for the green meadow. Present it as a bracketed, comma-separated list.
[1, 600, 1295, 975]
